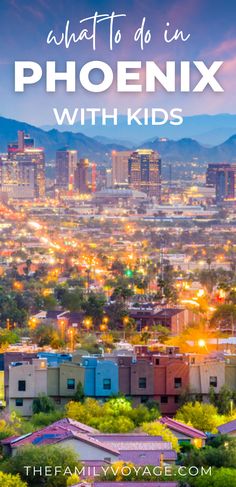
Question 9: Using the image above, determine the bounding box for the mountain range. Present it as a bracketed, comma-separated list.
[42, 113, 236, 146]
[1, 115, 236, 164]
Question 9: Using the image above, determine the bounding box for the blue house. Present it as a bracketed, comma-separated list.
[82, 357, 119, 397]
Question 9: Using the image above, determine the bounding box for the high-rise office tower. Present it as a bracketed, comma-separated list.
[8, 131, 34, 155]
[216, 167, 235, 203]
[206, 163, 235, 203]
[56, 149, 78, 191]
[112, 150, 133, 187]
[74, 158, 89, 193]
[128, 149, 161, 199]
[206, 163, 231, 187]
[1, 131, 45, 199]
[231, 163, 236, 197]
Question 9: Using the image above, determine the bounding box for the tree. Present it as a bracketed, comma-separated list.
[192, 468, 236, 487]
[174, 467, 236, 487]
[210, 304, 236, 331]
[111, 260, 125, 275]
[41, 294, 58, 311]
[4, 444, 80, 487]
[67, 474, 80, 486]
[60, 287, 84, 312]
[112, 285, 134, 302]
[80, 333, 102, 354]
[0, 288, 28, 326]
[0, 411, 22, 440]
[73, 381, 85, 402]
[82, 292, 106, 325]
[154, 324, 171, 343]
[142, 421, 180, 452]
[214, 385, 235, 415]
[0, 329, 20, 347]
[65, 397, 159, 433]
[175, 401, 222, 433]
[179, 438, 236, 469]
[31, 410, 64, 429]
[106, 301, 128, 329]
[32, 394, 56, 414]
[199, 269, 217, 294]
[32, 324, 62, 348]
[99, 416, 135, 433]
[0, 472, 27, 487]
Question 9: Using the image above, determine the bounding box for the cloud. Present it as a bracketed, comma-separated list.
[201, 35, 236, 60]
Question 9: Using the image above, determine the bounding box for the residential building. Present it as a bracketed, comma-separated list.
[153, 355, 189, 415]
[81, 357, 119, 398]
[92, 433, 177, 465]
[9, 358, 48, 416]
[159, 417, 206, 448]
[218, 419, 236, 437]
[128, 304, 192, 335]
[189, 356, 225, 399]
[2, 418, 177, 466]
[130, 358, 154, 403]
[2, 351, 37, 406]
[225, 355, 236, 391]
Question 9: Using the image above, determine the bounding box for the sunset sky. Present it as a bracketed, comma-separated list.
[0, 0, 236, 126]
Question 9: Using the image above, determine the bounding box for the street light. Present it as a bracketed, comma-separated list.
[83, 317, 92, 331]
[123, 316, 129, 341]
[198, 339, 206, 348]
[68, 327, 76, 352]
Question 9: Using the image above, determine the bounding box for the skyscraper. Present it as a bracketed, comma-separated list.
[1, 131, 45, 199]
[8, 131, 34, 154]
[206, 163, 235, 203]
[206, 163, 231, 187]
[216, 168, 235, 203]
[74, 158, 89, 193]
[112, 150, 132, 187]
[128, 149, 161, 199]
[56, 149, 78, 191]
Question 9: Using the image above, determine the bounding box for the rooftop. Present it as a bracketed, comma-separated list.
[159, 417, 207, 439]
[218, 419, 236, 434]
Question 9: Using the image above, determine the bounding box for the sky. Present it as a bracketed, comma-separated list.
[0, 0, 236, 126]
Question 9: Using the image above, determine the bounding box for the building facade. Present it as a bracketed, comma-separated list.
[56, 149, 78, 191]
[128, 149, 161, 199]
[0, 131, 45, 199]
[74, 158, 89, 193]
[112, 150, 132, 187]
[206, 163, 235, 203]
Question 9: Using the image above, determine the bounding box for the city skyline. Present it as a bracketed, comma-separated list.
[0, 0, 236, 125]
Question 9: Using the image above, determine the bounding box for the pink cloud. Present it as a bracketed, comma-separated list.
[201, 36, 236, 60]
